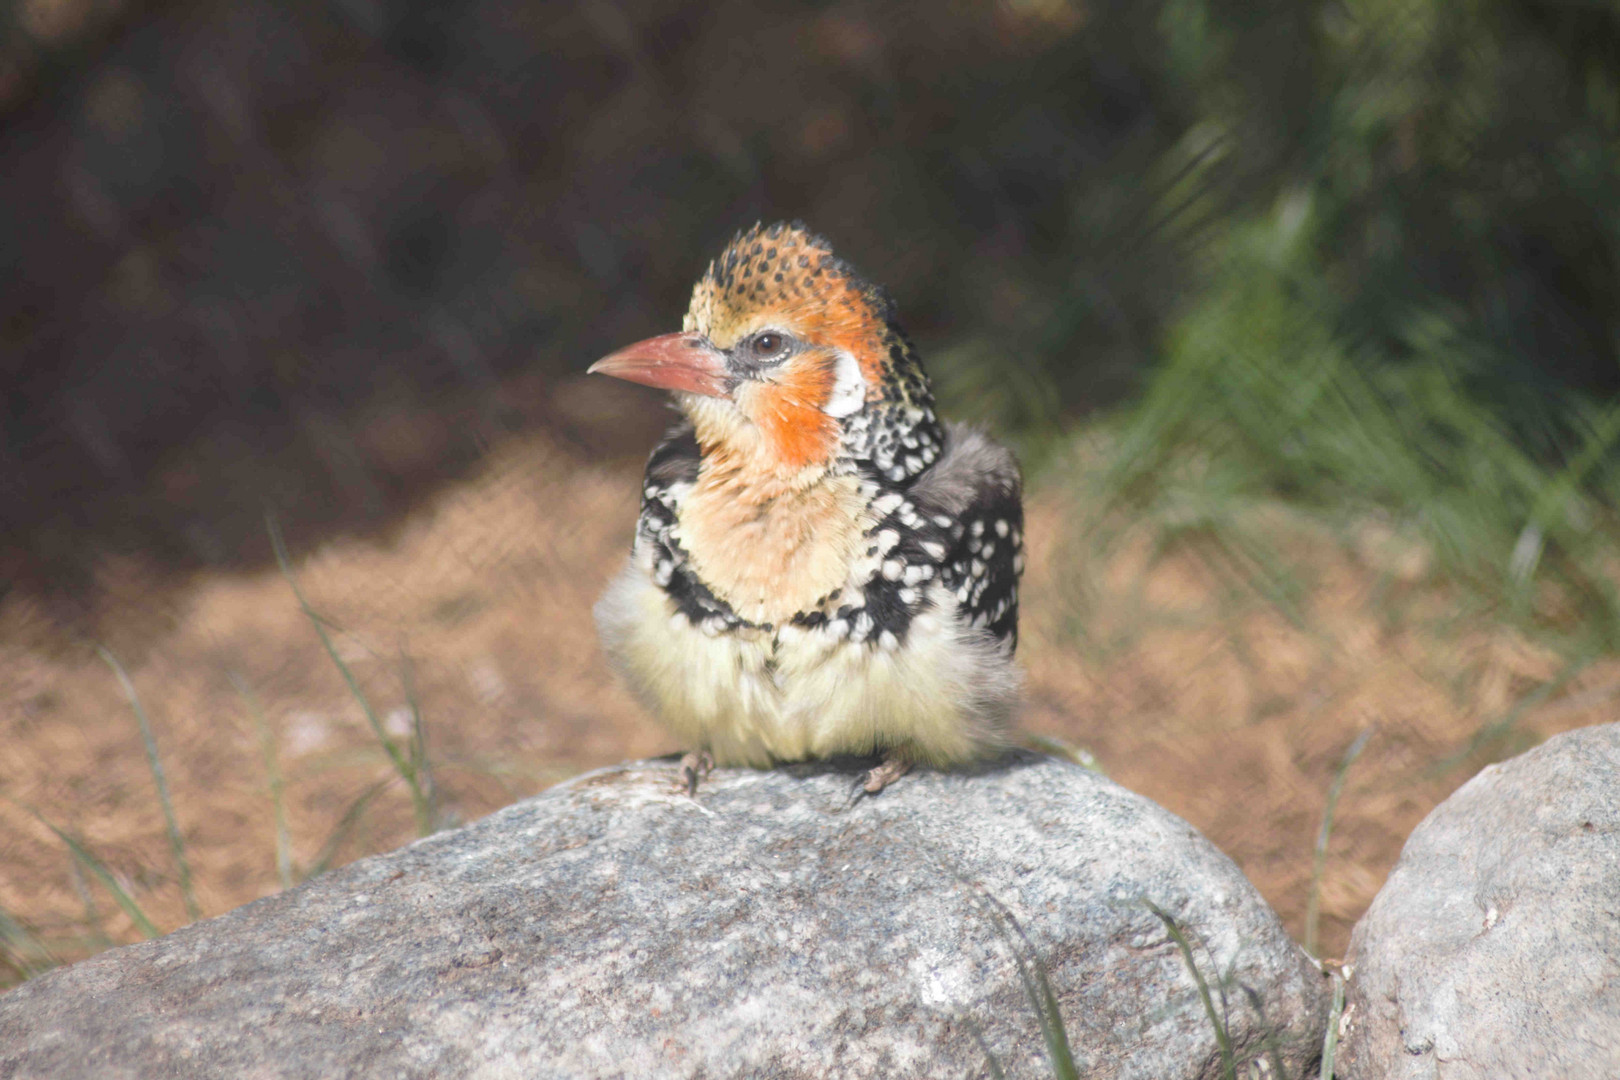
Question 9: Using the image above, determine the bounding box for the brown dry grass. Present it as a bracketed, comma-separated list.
[3, 415, 1616, 985]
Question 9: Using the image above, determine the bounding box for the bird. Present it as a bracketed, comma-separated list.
[590, 221, 1023, 794]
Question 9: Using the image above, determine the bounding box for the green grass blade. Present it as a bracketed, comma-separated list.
[1320, 971, 1346, 1080]
[267, 517, 430, 818]
[95, 646, 200, 923]
[0, 906, 59, 979]
[61, 829, 160, 940]
[304, 777, 392, 880]
[399, 652, 437, 837]
[973, 892, 1079, 1080]
[1001, 936, 1079, 1079]
[227, 671, 294, 890]
[1024, 947, 1079, 1080]
[7, 799, 161, 941]
[1022, 733, 1105, 774]
[63, 858, 114, 951]
[1305, 727, 1374, 957]
[1145, 900, 1234, 1080]
[1431, 657, 1593, 776]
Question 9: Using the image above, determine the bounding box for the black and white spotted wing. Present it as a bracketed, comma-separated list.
[906, 424, 1024, 650]
[936, 482, 1022, 647]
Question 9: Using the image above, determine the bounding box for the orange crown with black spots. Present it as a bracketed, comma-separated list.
[686, 223, 921, 402]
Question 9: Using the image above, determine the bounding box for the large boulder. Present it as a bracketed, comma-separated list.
[0, 753, 1329, 1079]
[1339, 722, 1620, 1079]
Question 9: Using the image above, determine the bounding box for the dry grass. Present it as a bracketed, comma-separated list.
[3, 416, 1616, 984]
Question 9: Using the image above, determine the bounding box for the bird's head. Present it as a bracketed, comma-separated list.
[590, 222, 942, 485]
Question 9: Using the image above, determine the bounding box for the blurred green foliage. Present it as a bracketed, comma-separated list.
[1033, 0, 1620, 648]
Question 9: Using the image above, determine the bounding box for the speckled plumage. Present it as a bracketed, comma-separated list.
[593, 222, 1023, 774]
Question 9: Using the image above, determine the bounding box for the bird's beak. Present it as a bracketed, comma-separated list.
[588, 332, 731, 398]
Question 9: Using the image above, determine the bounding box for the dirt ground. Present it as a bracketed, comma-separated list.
[3, 398, 1616, 986]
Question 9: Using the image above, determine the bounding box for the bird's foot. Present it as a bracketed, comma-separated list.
[862, 753, 913, 795]
[679, 749, 714, 796]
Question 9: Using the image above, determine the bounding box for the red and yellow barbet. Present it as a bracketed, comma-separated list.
[591, 222, 1024, 793]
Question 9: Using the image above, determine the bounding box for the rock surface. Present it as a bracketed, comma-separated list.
[1340, 722, 1620, 1079]
[0, 753, 1328, 1079]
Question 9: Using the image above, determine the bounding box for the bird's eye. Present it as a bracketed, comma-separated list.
[751, 332, 786, 359]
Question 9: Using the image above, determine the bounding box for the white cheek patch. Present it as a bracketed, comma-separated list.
[823, 349, 867, 418]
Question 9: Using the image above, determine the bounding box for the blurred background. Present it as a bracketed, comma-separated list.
[4, 0, 1620, 984]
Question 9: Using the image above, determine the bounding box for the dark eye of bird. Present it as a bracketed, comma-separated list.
[751, 332, 785, 360]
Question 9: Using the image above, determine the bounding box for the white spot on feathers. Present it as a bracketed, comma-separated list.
[824, 349, 867, 418]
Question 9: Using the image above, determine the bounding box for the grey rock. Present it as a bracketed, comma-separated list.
[1340, 722, 1620, 1080]
[0, 753, 1329, 1079]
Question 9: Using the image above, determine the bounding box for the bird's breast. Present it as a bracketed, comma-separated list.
[676, 471, 874, 626]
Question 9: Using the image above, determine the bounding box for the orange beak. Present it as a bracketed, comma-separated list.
[588, 332, 732, 398]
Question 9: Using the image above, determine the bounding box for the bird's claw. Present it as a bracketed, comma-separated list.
[862, 753, 912, 795]
[680, 749, 714, 796]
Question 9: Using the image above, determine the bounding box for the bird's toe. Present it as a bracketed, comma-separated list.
[679, 749, 715, 796]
